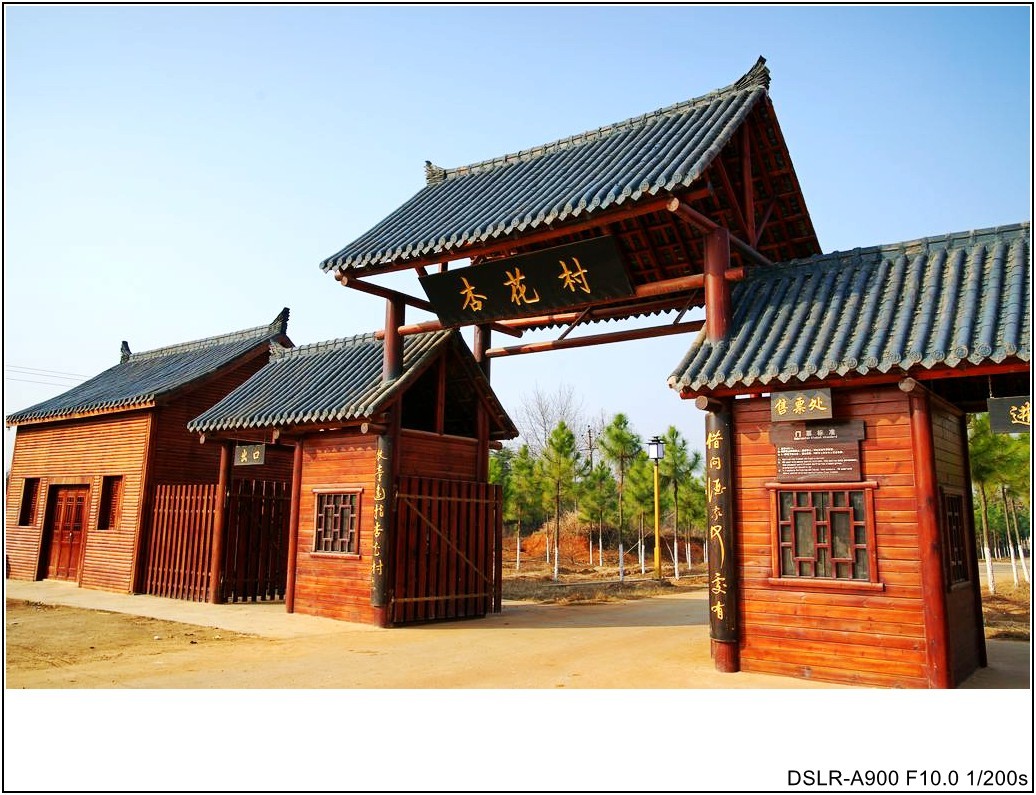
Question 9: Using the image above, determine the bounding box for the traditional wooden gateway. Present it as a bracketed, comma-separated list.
[4, 310, 294, 600]
[309, 55, 1030, 685]
[669, 223, 1031, 688]
[187, 329, 518, 625]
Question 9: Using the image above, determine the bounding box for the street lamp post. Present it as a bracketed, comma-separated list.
[647, 436, 665, 580]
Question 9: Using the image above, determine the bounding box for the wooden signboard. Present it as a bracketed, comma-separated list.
[233, 443, 265, 466]
[770, 420, 864, 483]
[988, 396, 1031, 434]
[770, 388, 833, 422]
[419, 235, 633, 327]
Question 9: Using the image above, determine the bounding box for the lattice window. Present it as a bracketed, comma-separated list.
[97, 476, 123, 530]
[18, 478, 40, 526]
[313, 491, 360, 554]
[941, 490, 969, 585]
[775, 487, 875, 581]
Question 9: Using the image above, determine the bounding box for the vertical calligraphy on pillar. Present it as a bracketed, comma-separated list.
[704, 408, 738, 643]
[370, 434, 394, 608]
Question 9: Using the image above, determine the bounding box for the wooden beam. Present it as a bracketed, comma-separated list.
[713, 156, 750, 242]
[339, 274, 434, 313]
[667, 198, 774, 268]
[741, 125, 756, 245]
[754, 197, 777, 248]
[383, 318, 523, 339]
[485, 320, 703, 358]
[677, 360, 1033, 400]
[556, 308, 591, 341]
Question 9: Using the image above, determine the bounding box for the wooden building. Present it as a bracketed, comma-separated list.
[188, 329, 518, 626]
[5, 310, 293, 596]
[670, 223, 1031, 687]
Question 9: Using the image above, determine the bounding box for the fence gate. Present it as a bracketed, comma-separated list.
[221, 479, 290, 603]
[391, 476, 502, 625]
[143, 479, 289, 603]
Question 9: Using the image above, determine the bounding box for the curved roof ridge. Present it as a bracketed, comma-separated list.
[128, 307, 290, 363]
[758, 221, 1032, 275]
[270, 330, 380, 361]
[429, 57, 770, 186]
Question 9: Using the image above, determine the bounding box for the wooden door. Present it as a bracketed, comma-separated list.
[45, 486, 89, 581]
[941, 488, 984, 685]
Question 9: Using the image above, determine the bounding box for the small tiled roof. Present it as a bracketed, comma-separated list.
[187, 330, 518, 439]
[669, 223, 1031, 394]
[322, 58, 772, 274]
[6, 309, 291, 426]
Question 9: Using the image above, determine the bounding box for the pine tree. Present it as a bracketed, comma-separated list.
[598, 414, 642, 582]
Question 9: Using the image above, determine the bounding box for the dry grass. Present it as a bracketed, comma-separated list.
[982, 581, 1031, 640]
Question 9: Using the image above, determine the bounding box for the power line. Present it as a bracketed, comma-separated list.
[5, 377, 81, 387]
[5, 364, 89, 379]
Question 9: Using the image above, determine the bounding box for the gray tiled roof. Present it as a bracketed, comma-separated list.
[6, 310, 291, 425]
[187, 330, 517, 438]
[669, 223, 1031, 393]
[321, 59, 772, 274]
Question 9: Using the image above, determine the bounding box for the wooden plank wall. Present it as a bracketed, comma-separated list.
[391, 476, 500, 624]
[4, 412, 151, 591]
[733, 387, 930, 688]
[149, 353, 288, 485]
[398, 429, 479, 480]
[292, 432, 381, 623]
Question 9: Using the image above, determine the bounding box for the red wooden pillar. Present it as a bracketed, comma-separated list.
[705, 227, 731, 343]
[384, 298, 405, 381]
[208, 441, 232, 604]
[284, 440, 303, 613]
[901, 379, 951, 688]
[474, 324, 491, 379]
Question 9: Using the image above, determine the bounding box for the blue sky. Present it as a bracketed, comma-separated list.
[4, 5, 1031, 470]
[1, 4, 1033, 788]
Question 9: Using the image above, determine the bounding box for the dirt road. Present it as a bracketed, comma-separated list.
[7, 588, 835, 689]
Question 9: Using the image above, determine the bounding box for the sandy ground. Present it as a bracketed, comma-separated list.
[4, 578, 1030, 689]
[6, 588, 836, 689]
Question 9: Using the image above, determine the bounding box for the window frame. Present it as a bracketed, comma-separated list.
[97, 475, 124, 531]
[311, 487, 364, 558]
[939, 487, 971, 589]
[17, 478, 41, 527]
[765, 481, 883, 592]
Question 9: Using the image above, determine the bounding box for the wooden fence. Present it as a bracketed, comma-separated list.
[142, 479, 289, 603]
[391, 476, 502, 624]
[144, 483, 217, 602]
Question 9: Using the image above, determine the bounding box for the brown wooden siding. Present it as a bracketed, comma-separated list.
[149, 354, 287, 485]
[398, 429, 479, 481]
[733, 386, 930, 688]
[5, 412, 151, 591]
[292, 432, 380, 623]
